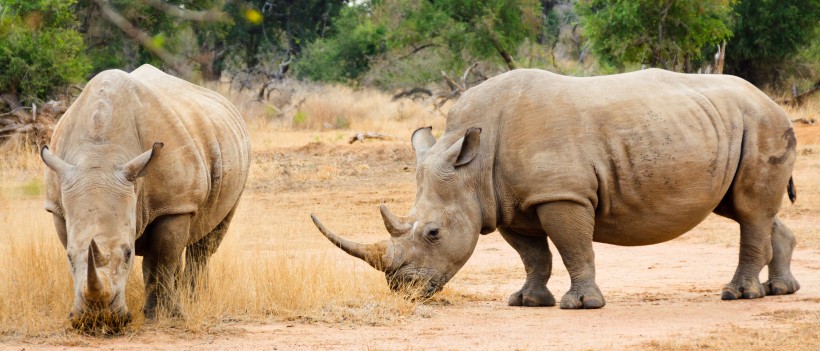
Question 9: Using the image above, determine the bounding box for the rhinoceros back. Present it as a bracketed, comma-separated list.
[128, 64, 250, 241]
[445, 69, 791, 245]
[48, 64, 250, 243]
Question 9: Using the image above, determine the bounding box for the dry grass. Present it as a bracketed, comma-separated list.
[207, 79, 447, 137]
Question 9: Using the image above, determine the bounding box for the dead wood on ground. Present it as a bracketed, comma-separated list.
[348, 132, 397, 144]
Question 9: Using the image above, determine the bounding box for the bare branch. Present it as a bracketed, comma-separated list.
[460, 63, 478, 90]
[93, 0, 192, 79]
[348, 132, 396, 144]
[397, 43, 439, 60]
[144, 0, 229, 22]
[441, 71, 462, 92]
[392, 88, 433, 101]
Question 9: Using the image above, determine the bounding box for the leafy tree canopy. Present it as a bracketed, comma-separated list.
[577, 0, 734, 72]
[726, 0, 820, 86]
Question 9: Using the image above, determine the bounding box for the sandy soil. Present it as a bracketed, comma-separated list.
[2, 124, 819, 351]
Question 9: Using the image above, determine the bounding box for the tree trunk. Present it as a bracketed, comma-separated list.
[715, 41, 726, 74]
[487, 30, 517, 70]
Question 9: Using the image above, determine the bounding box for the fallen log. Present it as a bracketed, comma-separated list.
[347, 132, 396, 144]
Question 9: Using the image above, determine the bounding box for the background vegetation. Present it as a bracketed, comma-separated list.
[1, 0, 817, 111]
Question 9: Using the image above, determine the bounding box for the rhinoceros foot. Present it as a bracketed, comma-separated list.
[764, 277, 800, 296]
[559, 285, 605, 309]
[721, 279, 766, 300]
[508, 286, 556, 307]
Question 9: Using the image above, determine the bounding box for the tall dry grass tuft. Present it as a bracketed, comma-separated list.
[0, 198, 421, 340]
[0, 198, 71, 337]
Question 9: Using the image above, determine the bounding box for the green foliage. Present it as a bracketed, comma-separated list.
[0, 0, 91, 105]
[294, 5, 387, 83]
[577, 0, 734, 72]
[77, 0, 190, 74]
[726, 0, 820, 86]
[298, 0, 542, 86]
[384, 0, 541, 71]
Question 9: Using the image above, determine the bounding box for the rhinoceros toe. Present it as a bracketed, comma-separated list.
[721, 280, 766, 300]
[508, 287, 556, 307]
[764, 277, 800, 296]
[559, 285, 605, 309]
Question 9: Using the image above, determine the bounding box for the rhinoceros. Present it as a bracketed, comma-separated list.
[41, 64, 250, 328]
[312, 68, 799, 309]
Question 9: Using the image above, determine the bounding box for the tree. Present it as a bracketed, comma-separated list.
[726, 0, 820, 86]
[384, 0, 541, 71]
[294, 4, 387, 83]
[577, 0, 734, 72]
[0, 0, 91, 108]
[76, 0, 233, 81]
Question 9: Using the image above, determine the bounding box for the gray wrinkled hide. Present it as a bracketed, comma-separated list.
[44, 64, 251, 322]
[331, 68, 798, 309]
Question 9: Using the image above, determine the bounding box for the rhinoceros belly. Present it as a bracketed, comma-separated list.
[589, 109, 742, 246]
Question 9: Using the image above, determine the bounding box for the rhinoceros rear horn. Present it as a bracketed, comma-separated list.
[310, 214, 394, 272]
[41, 146, 73, 176]
[119, 142, 164, 181]
[380, 205, 412, 237]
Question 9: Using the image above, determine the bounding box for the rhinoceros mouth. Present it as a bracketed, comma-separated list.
[69, 307, 131, 334]
[387, 269, 449, 299]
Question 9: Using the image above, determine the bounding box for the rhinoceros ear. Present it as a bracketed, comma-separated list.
[444, 127, 481, 167]
[119, 142, 163, 182]
[411, 126, 436, 160]
[41, 146, 73, 176]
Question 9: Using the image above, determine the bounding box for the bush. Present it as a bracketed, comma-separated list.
[577, 0, 734, 72]
[726, 0, 820, 86]
[294, 5, 387, 83]
[0, 0, 91, 107]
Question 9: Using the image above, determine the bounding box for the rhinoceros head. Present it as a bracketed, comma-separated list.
[41, 142, 162, 330]
[313, 127, 484, 298]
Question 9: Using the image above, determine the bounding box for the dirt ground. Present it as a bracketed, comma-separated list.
[2, 123, 819, 350]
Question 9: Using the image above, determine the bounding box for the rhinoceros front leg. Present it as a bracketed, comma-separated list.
[536, 201, 604, 309]
[140, 214, 190, 319]
[499, 228, 556, 307]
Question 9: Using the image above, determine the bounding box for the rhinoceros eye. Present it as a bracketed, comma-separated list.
[124, 249, 132, 263]
[425, 228, 440, 240]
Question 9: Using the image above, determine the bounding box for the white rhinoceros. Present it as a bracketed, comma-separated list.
[42, 64, 251, 328]
[313, 68, 799, 309]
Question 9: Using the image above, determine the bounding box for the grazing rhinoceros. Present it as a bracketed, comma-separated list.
[41, 64, 250, 329]
[312, 68, 799, 309]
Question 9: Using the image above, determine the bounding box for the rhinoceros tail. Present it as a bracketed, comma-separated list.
[788, 176, 797, 203]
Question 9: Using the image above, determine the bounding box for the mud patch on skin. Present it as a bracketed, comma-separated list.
[768, 128, 797, 165]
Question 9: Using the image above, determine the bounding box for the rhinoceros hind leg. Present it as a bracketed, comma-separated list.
[763, 217, 800, 296]
[184, 205, 238, 293]
[536, 202, 605, 309]
[499, 228, 556, 307]
[720, 218, 772, 300]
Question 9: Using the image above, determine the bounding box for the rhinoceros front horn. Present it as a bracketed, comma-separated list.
[87, 241, 103, 296]
[310, 214, 394, 272]
[379, 205, 412, 237]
